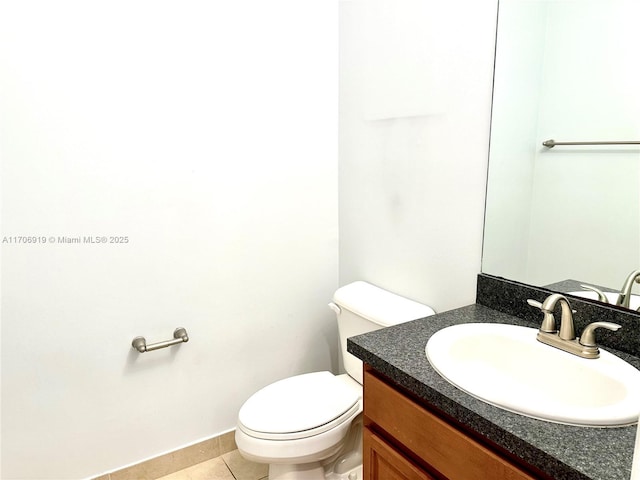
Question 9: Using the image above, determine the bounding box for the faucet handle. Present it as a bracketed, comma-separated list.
[579, 322, 622, 347]
[527, 299, 542, 309]
[579, 284, 609, 303]
[578, 322, 621, 358]
[527, 299, 557, 333]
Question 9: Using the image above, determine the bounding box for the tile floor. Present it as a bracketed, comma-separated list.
[156, 450, 268, 480]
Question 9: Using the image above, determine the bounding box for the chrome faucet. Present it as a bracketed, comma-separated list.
[527, 294, 621, 359]
[617, 269, 640, 309]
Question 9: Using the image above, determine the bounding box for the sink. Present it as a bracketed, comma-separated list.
[568, 290, 640, 311]
[426, 323, 640, 427]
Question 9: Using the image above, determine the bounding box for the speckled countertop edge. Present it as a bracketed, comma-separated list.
[348, 303, 639, 480]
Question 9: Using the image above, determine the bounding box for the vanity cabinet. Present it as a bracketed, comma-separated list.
[363, 366, 544, 480]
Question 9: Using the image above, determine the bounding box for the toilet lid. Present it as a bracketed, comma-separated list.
[238, 371, 360, 440]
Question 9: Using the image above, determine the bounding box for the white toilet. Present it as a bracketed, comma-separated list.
[235, 281, 435, 480]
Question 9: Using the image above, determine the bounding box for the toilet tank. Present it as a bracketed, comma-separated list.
[330, 281, 435, 384]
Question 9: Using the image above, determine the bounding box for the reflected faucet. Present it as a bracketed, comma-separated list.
[579, 284, 608, 303]
[617, 269, 640, 309]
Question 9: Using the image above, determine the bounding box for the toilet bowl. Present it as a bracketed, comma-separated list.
[236, 372, 363, 479]
[235, 281, 435, 480]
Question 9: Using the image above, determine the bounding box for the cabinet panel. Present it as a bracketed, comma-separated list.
[364, 369, 535, 480]
[364, 427, 436, 480]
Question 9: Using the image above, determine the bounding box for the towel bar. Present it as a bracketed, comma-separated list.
[132, 327, 189, 353]
[543, 139, 640, 148]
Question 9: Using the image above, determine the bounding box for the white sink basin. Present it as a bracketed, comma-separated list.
[426, 323, 640, 427]
[569, 290, 640, 311]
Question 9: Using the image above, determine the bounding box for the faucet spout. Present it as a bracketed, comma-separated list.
[617, 269, 640, 308]
[539, 293, 575, 340]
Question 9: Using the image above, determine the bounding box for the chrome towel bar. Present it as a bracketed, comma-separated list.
[543, 139, 640, 148]
[132, 327, 189, 353]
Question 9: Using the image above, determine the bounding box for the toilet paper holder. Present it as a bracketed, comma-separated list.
[132, 327, 189, 353]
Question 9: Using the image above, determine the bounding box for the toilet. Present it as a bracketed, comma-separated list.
[235, 281, 435, 480]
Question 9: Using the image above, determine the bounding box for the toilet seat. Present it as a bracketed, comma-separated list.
[237, 371, 361, 441]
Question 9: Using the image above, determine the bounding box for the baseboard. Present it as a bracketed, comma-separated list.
[92, 429, 237, 480]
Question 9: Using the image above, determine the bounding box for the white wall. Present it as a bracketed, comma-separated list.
[0, 1, 338, 478]
[339, 0, 498, 312]
[1, 0, 502, 477]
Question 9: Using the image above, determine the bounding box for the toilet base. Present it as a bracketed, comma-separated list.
[327, 464, 362, 480]
[266, 417, 363, 480]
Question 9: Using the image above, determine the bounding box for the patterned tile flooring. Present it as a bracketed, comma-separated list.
[156, 450, 268, 480]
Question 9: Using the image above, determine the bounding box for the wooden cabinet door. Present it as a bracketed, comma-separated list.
[364, 427, 437, 480]
[364, 370, 536, 480]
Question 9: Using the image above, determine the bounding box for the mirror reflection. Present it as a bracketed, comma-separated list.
[482, 0, 640, 309]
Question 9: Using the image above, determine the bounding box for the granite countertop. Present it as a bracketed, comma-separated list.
[545, 279, 619, 295]
[347, 303, 640, 480]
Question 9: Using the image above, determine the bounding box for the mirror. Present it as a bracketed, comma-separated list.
[482, 0, 640, 308]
